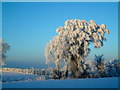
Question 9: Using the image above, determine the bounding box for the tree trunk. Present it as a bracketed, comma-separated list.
[71, 60, 78, 78]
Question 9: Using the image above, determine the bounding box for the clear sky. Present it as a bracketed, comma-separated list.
[2, 2, 118, 68]
[0, 2, 2, 38]
[2, 0, 120, 2]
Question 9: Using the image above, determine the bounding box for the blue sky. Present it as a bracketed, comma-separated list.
[2, 0, 120, 2]
[0, 2, 2, 38]
[2, 2, 118, 68]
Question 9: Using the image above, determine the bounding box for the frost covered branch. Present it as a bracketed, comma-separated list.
[45, 19, 110, 78]
[0, 39, 10, 66]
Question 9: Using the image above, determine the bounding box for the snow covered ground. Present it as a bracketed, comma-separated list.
[2, 72, 41, 82]
[1, 72, 118, 88]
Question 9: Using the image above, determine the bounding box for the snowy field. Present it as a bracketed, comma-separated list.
[2, 72, 118, 88]
[2, 72, 41, 82]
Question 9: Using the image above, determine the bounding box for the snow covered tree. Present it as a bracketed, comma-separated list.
[106, 59, 120, 77]
[85, 60, 97, 78]
[94, 55, 106, 77]
[0, 39, 10, 66]
[79, 61, 92, 78]
[45, 19, 110, 78]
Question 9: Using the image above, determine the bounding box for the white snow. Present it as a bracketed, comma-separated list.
[2, 72, 41, 82]
[2, 72, 118, 88]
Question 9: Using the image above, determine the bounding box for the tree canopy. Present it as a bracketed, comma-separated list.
[45, 19, 110, 77]
[0, 39, 10, 66]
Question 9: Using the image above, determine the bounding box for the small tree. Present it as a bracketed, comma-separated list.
[94, 55, 106, 77]
[80, 61, 91, 78]
[106, 59, 120, 77]
[45, 19, 109, 78]
[0, 39, 10, 66]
